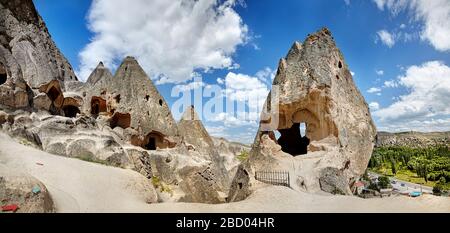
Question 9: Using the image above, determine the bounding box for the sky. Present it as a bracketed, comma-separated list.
[33, 0, 450, 144]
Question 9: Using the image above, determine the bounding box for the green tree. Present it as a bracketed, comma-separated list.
[390, 159, 397, 175]
[378, 176, 391, 189]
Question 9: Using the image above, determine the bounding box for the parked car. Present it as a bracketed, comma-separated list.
[391, 180, 397, 184]
[401, 183, 406, 187]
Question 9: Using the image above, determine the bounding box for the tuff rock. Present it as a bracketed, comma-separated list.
[228, 28, 377, 201]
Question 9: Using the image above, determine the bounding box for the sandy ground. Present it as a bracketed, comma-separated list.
[1, 132, 449, 213]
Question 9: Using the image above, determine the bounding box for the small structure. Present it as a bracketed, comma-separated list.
[353, 181, 365, 195]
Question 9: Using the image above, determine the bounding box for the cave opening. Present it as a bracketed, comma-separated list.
[0, 65, 6, 85]
[91, 97, 107, 115]
[145, 137, 156, 150]
[47, 86, 61, 102]
[62, 105, 80, 118]
[110, 112, 131, 129]
[277, 122, 310, 156]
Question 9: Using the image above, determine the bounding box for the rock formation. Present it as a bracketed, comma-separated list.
[0, 0, 80, 112]
[0, 0, 236, 206]
[0, 165, 54, 213]
[177, 106, 230, 201]
[0, 0, 85, 122]
[228, 28, 377, 201]
[80, 58, 180, 150]
[212, 136, 250, 178]
[376, 131, 450, 148]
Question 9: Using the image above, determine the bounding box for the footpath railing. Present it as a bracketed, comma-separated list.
[255, 170, 290, 187]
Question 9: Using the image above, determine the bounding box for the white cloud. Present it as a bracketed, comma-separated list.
[211, 112, 258, 127]
[369, 102, 380, 111]
[383, 79, 398, 88]
[173, 81, 205, 92]
[373, 61, 450, 131]
[350, 71, 355, 76]
[376, 30, 396, 48]
[373, 0, 450, 52]
[344, 0, 351, 6]
[367, 87, 382, 93]
[205, 125, 229, 138]
[78, 0, 249, 83]
[209, 69, 271, 127]
[255, 67, 276, 82]
[222, 72, 270, 109]
[376, 118, 450, 132]
[376, 69, 384, 75]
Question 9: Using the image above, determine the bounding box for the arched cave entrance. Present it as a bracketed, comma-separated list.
[144, 132, 165, 150]
[91, 96, 107, 115]
[130, 131, 176, 151]
[146, 137, 156, 150]
[62, 105, 80, 118]
[277, 122, 310, 156]
[0, 64, 7, 85]
[110, 112, 131, 129]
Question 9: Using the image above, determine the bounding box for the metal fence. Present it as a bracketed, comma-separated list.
[255, 170, 290, 188]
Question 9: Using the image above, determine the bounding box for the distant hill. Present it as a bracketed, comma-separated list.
[211, 137, 251, 156]
[376, 131, 450, 148]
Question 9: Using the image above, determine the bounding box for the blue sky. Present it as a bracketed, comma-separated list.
[34, 0, 450, 143]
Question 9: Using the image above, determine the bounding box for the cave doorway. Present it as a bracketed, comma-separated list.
[62, 105, 80, 118]
[91, 97, 107, 115]
[145, 137, 156, 150]
[277, 122, 310, 156]
[0, 64, 6, 85]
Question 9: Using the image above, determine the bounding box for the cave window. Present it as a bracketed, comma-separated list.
[115, 94, 121, 104]
[145, 137, 156, 150]
[47, 86, 61, 102]
[159, 99, 163, 106]
[277, 122, 310, 156]
[338, 61, 342, 69]
[91, 97, 107, 115]
[110, 113, 131, 129]
[62, 105, 80, 118]
[145, 95, 150, 101]
[0, 65, 6, 85]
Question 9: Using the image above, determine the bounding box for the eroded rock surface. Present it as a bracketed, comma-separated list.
[229, 28, 377, 201]
[0, 165, 54, 213]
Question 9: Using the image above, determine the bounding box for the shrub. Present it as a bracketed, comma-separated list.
[433, 183, 442, 195]
[378, 176, 391, 189]
[237, 150, 249, 162]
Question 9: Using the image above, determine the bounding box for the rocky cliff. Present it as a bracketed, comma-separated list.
[0, 0, 79, 98]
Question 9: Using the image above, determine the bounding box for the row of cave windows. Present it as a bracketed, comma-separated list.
[4, 66, 311, 155]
